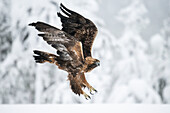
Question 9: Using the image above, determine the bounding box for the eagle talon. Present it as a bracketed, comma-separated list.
[94, 89, 98, 93]
[86, 96, 91, 100]
[89, 87, 97, 95]
[83, 93, 91, 100]
[90, 91, 94, 95]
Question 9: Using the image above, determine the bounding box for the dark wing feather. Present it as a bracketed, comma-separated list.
[57, 3, 98, 58]
[29, 21, 84, 63]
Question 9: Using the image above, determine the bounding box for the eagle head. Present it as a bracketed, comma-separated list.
[83, 57, 100, 72]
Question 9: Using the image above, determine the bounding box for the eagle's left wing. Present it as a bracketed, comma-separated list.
[29, 22, 84, 74]
[57, 3, 98, 58]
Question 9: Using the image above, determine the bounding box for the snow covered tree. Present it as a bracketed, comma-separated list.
[150, 17, 170, 103]
[107, 0, 162, 103]
[0, 0, 12, 62]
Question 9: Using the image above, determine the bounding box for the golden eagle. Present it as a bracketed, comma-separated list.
[29, 3, 100, 99]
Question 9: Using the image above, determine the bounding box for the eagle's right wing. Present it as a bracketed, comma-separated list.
[57, 3, 98, 58]
[29, 22, 84, 70]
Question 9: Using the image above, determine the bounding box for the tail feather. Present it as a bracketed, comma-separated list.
[33, 55, 46, 63]
[33, 50, 55, 63]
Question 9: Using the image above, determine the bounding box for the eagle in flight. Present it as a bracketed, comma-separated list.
[29, 3, 100, 99]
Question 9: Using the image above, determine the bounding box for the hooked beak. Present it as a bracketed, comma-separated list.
[95, 61, 100, 66]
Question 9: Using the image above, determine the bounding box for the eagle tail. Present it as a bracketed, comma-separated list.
[33, 50, 56, 64]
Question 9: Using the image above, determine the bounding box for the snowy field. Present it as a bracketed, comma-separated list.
[0, 0, 170, 104]
[0, 104, 170, 113]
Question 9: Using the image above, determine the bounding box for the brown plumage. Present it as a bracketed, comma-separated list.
[29, 3, 100, 99]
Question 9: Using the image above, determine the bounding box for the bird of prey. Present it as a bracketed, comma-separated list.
[29, 3, 100, 99]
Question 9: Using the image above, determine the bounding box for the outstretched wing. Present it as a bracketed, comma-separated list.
[57, 3, 98, 58]
[29, 22, 84, 64]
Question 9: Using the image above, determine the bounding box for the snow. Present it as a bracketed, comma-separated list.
[0, 105, 170, 113]
[0, 0, 170, 104]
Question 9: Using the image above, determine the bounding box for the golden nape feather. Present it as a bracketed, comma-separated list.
[29, 3, 100, 100]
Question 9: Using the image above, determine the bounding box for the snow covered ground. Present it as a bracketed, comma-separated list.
[0, 0, 170, 104]
[0, 104, 170, 113]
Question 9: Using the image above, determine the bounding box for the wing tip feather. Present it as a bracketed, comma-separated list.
[60, 3, 74, 14]
[28, 22, 36, 26]
[38, 33, 45, 37]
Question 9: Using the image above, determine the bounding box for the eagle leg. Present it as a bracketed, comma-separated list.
[80, 73, 98, 95]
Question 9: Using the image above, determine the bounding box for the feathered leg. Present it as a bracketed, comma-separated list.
[68, 74, 91, 100]
[80, 73, 97, 95]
